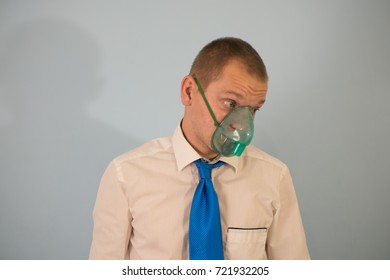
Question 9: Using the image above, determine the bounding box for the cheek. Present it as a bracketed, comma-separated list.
[192, 95, 219, 139]
[197, 108, 217, 140]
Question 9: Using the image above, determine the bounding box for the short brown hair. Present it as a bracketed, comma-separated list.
[189, 37, 268, 90]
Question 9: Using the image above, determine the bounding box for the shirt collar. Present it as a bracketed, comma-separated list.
[172, 123, 239, 173]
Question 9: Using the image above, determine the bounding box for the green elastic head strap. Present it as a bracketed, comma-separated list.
[194, 77, 219, 127]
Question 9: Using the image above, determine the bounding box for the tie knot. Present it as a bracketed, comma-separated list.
[194, 159, 224, 179]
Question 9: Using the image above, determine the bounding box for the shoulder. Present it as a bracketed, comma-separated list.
[241, 146, 294, 189]
[243, 145, 288, 171]
[112, 136, 174, 165]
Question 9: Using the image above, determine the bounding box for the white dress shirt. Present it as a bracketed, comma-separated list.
[89, 124, 310, 259]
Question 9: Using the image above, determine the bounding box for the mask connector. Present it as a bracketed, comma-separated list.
[232, 142, 246, 156]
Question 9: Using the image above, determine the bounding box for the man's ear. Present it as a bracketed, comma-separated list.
[180, 75, 195, 106]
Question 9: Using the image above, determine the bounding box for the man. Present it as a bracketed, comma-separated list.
[89, 37, 310, 259]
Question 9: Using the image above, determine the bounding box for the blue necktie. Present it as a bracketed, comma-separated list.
[189, 159, 225, 260]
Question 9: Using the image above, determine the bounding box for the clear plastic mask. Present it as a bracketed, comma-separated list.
[211, 106, 254, 157]
[195, 78, 255, 157]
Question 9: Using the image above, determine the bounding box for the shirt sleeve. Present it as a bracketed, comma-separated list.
[89, 160, 132, 259]
[266, 166, 310, 259]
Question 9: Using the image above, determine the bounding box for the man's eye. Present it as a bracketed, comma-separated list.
[224, 100, 237, 109]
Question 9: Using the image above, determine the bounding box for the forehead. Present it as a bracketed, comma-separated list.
[214, 60, 268, 96]
[221, 59, 266, 80]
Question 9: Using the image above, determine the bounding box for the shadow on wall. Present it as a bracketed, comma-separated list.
[0, 19, 137, 259]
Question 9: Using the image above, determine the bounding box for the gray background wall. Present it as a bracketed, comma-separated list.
[0, 0, 389, 259]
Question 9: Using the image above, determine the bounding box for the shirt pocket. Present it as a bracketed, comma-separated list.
[225, 227, 268, 260]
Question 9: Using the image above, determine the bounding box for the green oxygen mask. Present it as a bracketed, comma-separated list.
[211, 106, 254, 156]
[195, 78, 255, 157]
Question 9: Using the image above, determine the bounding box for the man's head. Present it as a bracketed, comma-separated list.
[181, 37, 268, 160]
[189, 37, 268, 90]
